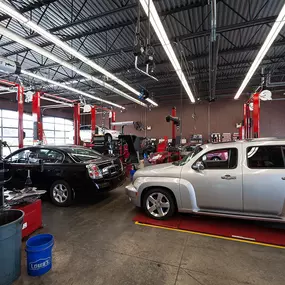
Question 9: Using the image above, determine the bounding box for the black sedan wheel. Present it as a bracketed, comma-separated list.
[50, 180, 73, 207]
[143, 188, 175, 220]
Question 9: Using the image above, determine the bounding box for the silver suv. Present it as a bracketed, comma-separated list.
[126, 138, 285, 221]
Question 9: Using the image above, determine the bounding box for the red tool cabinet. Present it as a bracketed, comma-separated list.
[13, 199, 42, 239]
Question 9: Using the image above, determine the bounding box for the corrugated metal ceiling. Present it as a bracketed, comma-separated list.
[0, 0, 285, 106]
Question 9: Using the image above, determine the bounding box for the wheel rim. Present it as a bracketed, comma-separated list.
[107, 135, 112, 142]
[146, 192, 170, 218]
[52, 184, 68, 203]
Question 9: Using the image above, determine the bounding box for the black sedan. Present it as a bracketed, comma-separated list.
[4, 146, 125, 206]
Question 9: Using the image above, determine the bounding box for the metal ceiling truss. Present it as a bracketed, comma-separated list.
[0, 0, 285, 103]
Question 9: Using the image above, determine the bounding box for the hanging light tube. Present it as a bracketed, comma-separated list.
[139, 0, 195, 103]
[0, 1, 158, 106]
[0, 26, 146, 107]
[234, 3, 285, 99]
[146, 98, 158, 106]
[21, 69, 125, 109]
[40, 96, 73, 107]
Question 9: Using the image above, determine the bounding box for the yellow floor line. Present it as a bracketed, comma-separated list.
[135, 221, 285, 249]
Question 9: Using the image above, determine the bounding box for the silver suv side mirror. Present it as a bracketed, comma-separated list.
[192, 161, 205, 171]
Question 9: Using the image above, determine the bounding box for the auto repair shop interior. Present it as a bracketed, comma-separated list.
[1, 0, 285, 285]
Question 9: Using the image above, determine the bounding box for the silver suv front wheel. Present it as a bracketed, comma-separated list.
[143, 188, 176, 220]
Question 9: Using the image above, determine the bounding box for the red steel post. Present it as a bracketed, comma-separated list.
[74, 103, 81, 145]
[253, 93, 260, 138]
[91, 105, 96, 141]
[112, 111, 116, 130]
[32, 91, 43, 142]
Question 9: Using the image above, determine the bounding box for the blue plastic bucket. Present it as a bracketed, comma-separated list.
[26, 234, 54, 276]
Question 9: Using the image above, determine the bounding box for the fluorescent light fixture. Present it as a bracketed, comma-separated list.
[234, 3, 285, 99]
[0, 26, 146, 108]
[40, 96, 73, 107]
[21, 69, 125, 109]
[146, 98, 158, 106]
[139, 0, 195, 103]
[0, 1, 157, 106]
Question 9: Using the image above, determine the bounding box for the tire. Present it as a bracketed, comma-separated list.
[211, 156, 221, 161]
[142, 188, 176, 220]
[50, 180, 73, 207]
[104, 133, 112, 143]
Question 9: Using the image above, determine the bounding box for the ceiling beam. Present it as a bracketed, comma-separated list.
[0, 0, 58, 22]
[16, 37, 285, 76]
[0, 0, 208, 49]
[1, 13, 278, 59]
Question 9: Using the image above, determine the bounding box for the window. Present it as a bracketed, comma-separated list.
[36, 149, 64, 164]
[63, 147, 101, 162]
[7, 149, 33, 163]
[80, 125, 91, 131]
[174, 146, 203, 166]
[42, 116, 73, 145]
[196, 148, 238, 169]
[247, 146, 284, 168]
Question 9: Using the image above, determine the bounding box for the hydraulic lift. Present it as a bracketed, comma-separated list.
[239, 93, 260, 139]
[149, 107, 181, 164]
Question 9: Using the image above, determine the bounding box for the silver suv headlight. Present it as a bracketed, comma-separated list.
[133, 178, 142, 190]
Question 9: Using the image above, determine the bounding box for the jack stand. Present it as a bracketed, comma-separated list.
[25, 169, 32, 189]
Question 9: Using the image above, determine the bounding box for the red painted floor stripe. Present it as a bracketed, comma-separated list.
[133, 212, 285, 247]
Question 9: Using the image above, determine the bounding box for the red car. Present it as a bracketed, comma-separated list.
[148, 151, 180, 165]
[206, 149, 228, 161]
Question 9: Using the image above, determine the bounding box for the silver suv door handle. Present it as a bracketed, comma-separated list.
[282, 177, 285, 180]
[221, 175, 236, 180]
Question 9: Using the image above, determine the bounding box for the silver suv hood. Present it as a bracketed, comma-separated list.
[134, 163, 182, 179]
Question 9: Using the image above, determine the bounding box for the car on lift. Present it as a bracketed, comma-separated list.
[126, 138, 285, 222]
[69, 125, 121, 143]
[4, 145, 125, 207]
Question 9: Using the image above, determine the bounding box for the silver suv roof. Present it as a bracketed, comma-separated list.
[204, 138, 285, 150]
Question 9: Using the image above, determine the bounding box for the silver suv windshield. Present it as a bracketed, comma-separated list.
[173, 146, 203, 166]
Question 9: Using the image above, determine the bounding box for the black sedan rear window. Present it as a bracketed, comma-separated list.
[63, 147, 101, 162]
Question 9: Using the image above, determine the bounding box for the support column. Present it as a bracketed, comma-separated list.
[253, 93, 260, 138]
[17, 84, 24, 148]
[91, 105, 96, 141]
[32, 91, 43, 143]
[243, 104, 247, 139]
[112, 111, 116, 130]
[74, 103, 81, 145]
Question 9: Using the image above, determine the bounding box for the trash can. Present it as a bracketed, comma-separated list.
[26, 234, 54, 276]
[0, 209, 24, 285]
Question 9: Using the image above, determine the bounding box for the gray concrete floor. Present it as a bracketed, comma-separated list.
[14, 185, 285, 285]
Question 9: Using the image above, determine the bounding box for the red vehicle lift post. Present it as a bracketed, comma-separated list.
[240, 93, 260, 139]
[108, 110, 116, 130]
[91, 105, 96, 141]
[74, 102, 81, 145]
[253, 93, 260, 138]
[32, 91, 43, 143]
